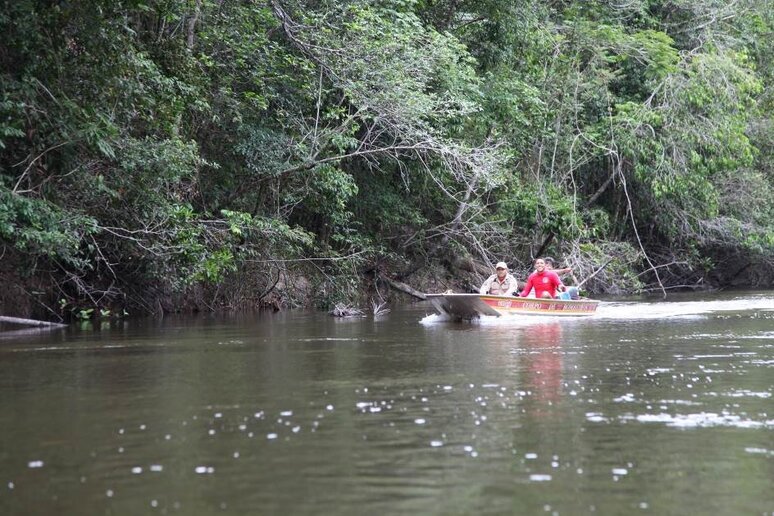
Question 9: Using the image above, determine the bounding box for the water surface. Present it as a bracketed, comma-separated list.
[1, 291, 772, 514]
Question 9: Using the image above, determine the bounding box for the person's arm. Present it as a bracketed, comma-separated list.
[555, 267, 572, 276]
[503, 275, 518, 296]
[518, 276, 533, 297]
[551, 271, 566, 292]
[479, 275, 493, 295]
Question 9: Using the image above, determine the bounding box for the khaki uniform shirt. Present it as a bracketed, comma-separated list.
[479, 274, 518, 296]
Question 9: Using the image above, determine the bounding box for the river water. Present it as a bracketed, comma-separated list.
[0, 291, 772, 515]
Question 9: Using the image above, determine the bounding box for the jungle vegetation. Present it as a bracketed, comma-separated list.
[1, 0, 772, 319]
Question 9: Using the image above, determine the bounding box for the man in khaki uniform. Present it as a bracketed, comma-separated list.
[479, 262, 518, 296]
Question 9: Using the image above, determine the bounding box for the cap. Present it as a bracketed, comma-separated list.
[495, 261, 508, 270]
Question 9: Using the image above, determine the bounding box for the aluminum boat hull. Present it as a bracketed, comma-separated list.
[426, 293, 598, 320]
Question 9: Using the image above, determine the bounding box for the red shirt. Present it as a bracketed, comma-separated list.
[519, 270, 563, 298]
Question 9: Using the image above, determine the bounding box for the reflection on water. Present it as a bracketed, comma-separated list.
[519, 323, 563, 406]
[0, 292, 772, 514]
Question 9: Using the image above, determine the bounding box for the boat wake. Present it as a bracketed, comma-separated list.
[596, 296, 774, 320]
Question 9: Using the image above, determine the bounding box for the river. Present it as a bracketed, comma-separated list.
[0, 291, 772, 515]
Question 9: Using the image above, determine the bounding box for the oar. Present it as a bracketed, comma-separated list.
[576, 258, 614, 290]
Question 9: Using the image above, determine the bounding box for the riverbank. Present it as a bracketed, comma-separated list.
[5, 252, 771, 324]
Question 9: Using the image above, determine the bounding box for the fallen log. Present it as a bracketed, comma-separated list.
[0, 316, 68, 328]
[383, 277, 427, 300]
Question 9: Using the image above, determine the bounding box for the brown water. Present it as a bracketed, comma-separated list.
[0, 291, 772, 515]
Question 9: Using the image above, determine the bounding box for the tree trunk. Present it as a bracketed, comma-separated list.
[186, 0, 201, 49]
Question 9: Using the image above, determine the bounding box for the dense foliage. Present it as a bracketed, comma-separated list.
[1, 0, 772, 318]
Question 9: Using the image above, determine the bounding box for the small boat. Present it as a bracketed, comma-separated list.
[426, 293, 599, 320]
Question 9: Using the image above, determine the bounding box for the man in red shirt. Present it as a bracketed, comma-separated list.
[518, 258, 565, 299]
